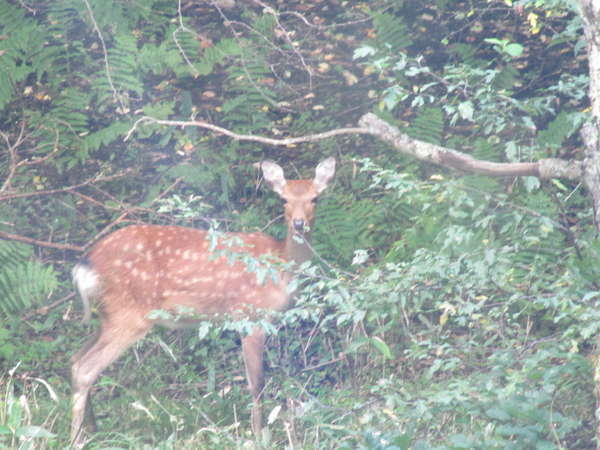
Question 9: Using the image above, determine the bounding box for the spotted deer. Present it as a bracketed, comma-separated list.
[70, 157, 336, 444]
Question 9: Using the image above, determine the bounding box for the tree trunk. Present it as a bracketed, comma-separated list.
[578, 0, 600, 447]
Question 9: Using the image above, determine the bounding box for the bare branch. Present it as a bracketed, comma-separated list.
[173, 0, 201, 77]
[0, 170, 132, 202]
[1, 122, 27, 192]
[212, 1, 295, 112]
[22, 292, 75, 320]
[251, 0, 313, 90]
[126, 113, 584, 182]
[125, 115, 369, 145]
[0, 230, 84, 252]
[358, 113, 583, 181]
[81, 0, 126, 112]
[83, 177, 184, 248]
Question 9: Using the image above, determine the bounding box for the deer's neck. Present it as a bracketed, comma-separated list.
[284, 230, 313, 265]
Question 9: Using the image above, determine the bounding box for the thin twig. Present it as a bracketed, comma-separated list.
[1, 122, 27, 192]
[0, 171, 132, 201]
[1, 126, 60, 193]
[173, 0, 200, 77]
[22, 292, 75, 320]
[81, 0, 125, 111]
[252, 0, 313, 90]
[82, 177, 185, 249]
[212, 0, 296, 112]
[125, 115, 370, 144]
[302, 354, 345, 372]
[0, 230, 84, 252]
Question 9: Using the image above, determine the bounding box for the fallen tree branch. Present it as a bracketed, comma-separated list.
[357, 113, 584, 181]
[127, 113, 584, 182]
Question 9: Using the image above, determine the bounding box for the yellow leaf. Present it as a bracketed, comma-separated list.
[363, 65, 375, 76]
[440, 309, 449, 327]
[527, 12, 539, 34]
[439, 301, 456, 327]
[342, 70, 358, 86]
[569, 340, 579, 353]
[317, 62, 330, 73]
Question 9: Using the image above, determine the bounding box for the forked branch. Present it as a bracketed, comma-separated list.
[357, 113, 584, 181]
[126, 113, 584, 182]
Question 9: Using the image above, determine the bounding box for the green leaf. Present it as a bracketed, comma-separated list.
[353, 45, 377, 59]
[15, 425, 55, 438]
[458, 101, 474, 121]
[371, 336, 393, 359]
[505, 43, 524, 57]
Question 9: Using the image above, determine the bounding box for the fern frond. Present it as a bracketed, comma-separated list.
[0, 241, 58, 317]
[52, 88, 90, 133]
[0, 2, 47, 109]
[110, 33, 144, 96]
[537, 111, 582, 150]
[493, 66, 519, 91]
[84, 121, 132, 152]
[408, 106, 445, 145]
[471, 138, 503, 163]
[374, 13, 413, 51]
[314, 193, 386, 266]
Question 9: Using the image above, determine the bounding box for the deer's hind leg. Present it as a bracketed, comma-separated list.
[71, 314, 151, 446]
[241, 325, 266, 438]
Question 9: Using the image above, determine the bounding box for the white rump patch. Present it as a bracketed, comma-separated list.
[72, 264, 101, 323]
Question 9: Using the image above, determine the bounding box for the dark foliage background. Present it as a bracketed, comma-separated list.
[0, 0, 597, 448]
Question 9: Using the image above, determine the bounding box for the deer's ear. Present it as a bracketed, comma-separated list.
[261, 160, 286, 196]
[313, 157, 336, 193]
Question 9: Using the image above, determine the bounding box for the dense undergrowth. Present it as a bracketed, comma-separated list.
[1, 0, 598, 448]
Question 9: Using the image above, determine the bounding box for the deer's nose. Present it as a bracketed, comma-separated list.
[293, 219, 305, 232]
